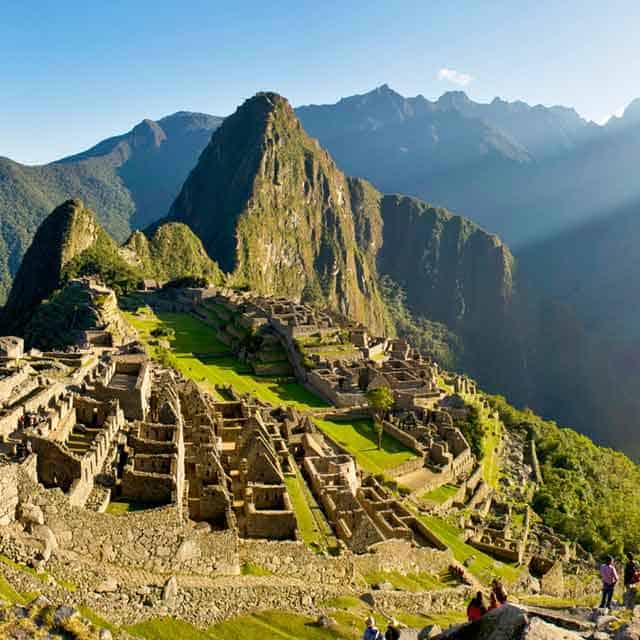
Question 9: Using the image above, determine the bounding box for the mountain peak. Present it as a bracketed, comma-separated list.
[130, 118, 167, 149]
[165, 92, 388, 332]
[437, 90, 472, 110]
[622, 97, 640, 123]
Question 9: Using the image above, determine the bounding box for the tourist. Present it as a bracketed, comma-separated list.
[624, 552, 640, 608]
[599, 555, 619, 609]
[384, 618, 401, 640]
[363, 615, 384, 640]
[488, 592, 501, 611]
[491, 578, 508, 604]
[467, 592, 487, 621]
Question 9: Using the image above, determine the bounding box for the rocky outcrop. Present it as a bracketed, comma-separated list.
[378, 194, 521, 390]
[432, 605, 594, 640]
[379, 195, 514, 329]
[166, 92, 389, 333]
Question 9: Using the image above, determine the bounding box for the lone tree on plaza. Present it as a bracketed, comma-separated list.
[366, 386, 394, 449]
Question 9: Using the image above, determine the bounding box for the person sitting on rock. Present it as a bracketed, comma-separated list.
[363, 615, 383, 640]
[384, 618, 401, 640]
[467, 591, 487, 621]
[624, 552, 640, 608]
[491, 578, 508, 604]
[599, 555, 619, 609]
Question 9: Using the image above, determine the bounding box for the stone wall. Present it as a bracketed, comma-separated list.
[239, 539, 358, 586]
[16, 468, 239, 575]
[0, 366, 29, 400]
[388, 456, 425, 479]
[367, 585, 473, 616]
[0, 463, 18, 525]
[382, 419, 424, 455]
[306, 370, 365, 407]
[0, 405, 22, 439]
[353, 539, 454, 577]
[528, 438, 543, 485]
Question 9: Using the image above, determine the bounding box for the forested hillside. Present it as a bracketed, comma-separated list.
[0, 111, 221, 302]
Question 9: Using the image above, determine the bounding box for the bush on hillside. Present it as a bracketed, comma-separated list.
[488, 394, 640, 558]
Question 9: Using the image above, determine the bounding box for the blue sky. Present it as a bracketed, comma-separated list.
[2, 0, 639, 164]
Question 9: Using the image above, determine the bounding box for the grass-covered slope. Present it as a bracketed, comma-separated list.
[165, 92, 389, 334]
[0, 111, 221, 303]
[123, 223, 223, 283]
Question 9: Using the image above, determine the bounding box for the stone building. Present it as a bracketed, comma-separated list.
[0, 336, 24, 361]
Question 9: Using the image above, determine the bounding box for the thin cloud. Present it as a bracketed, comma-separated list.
[437, 67, 474, 87]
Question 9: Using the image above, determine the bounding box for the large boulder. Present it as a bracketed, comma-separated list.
[31, 524, 58, 562]
[162, 576, 178, 607]
[521, 618, 582, 639]
[433, 605, 527, 639]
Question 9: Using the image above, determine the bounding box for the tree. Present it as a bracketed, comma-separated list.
[366, 386, 394, 449]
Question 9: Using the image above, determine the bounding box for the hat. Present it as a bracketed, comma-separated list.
[365, 616, 375, 627]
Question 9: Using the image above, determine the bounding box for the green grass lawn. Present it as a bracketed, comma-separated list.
[0, 574, 25, 604]
[363, 569, 454, 592]
[417, 514, 519, 584]
[481, 416, 503, 489]
[105, 499, 157, 515]
[240, 562, 272, 577]
[125, 307, 327, 408]
[127, 611, 357, 640]
[285, 470, 338, 553]
[314, 418, 416, 474]
[421, 483, 459, 504]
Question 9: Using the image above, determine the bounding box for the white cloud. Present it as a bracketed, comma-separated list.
[437, 67, 474, 87]
[597, 106, 625, 126]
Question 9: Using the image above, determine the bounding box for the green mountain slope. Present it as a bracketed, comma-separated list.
[0, 111, 221, 303]
[166, 92, 389, 333]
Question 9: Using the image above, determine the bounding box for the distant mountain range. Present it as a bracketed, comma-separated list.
[0, 111, 221, 301]
[4, 86, 640, 456]
[297, 85, 640, 248]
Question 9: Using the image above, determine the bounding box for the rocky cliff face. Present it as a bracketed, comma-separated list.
[379, 195, 514, 327]
[378, 194, 521, 391]
[167, 92, 388, 333]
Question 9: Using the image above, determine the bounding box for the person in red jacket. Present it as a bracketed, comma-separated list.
[467, 592, 487, 621]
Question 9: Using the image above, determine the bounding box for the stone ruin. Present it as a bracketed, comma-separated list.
[305, 341, 444, 410]
[0, 337, 308, 545]
[301, 430, 445, 553]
